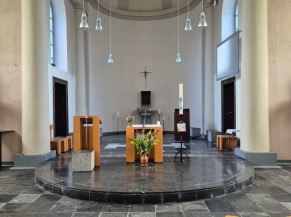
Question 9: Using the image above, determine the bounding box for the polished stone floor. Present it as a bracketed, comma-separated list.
[1, 163, 291, 216]
[34, 134, 254, 204]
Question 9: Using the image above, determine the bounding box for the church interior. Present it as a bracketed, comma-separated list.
[0, 0, 291, 216]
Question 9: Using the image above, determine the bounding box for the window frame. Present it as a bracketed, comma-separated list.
[50, 4, 55, 66]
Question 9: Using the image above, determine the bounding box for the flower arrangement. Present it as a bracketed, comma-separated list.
[130, 129, 159, 156]
[126, 115, 135, 123]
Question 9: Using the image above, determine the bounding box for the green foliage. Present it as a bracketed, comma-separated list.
[130, 129, 159, 156]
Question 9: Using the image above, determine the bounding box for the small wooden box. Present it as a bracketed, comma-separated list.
[216, 135, 239, 151]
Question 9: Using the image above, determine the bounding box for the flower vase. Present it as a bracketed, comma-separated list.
[127, 122, 133, 127]
[140, 154, 149, 166]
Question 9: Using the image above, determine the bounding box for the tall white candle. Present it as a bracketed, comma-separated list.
[117, 112, 119, 117]
[159, 109, 160, 114]
[179, 83, 183, 115]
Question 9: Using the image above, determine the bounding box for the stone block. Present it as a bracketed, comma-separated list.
[207, 130, 223, 142]
[72, 150, 94, 172]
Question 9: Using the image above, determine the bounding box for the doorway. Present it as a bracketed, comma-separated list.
[221, 77, 235, 133]
[53, 77, 68, 137]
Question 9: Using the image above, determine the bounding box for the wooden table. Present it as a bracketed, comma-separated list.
[126, 125, 163, 163]
[0, 130, 14, 167]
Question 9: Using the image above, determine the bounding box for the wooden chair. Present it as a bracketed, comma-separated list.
[49, 125, 67, 155]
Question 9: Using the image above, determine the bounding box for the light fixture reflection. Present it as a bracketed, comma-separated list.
[108, 54, 113, 63]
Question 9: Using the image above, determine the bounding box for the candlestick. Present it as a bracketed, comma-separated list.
[179, 83, 183, 115]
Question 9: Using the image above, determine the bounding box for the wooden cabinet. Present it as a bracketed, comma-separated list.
[174, 109, 190, 141]
[73, 116, 102, 167]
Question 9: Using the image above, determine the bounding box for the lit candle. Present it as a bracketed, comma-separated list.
[117, 112, 119, 117]
[179, 83, 183, 115]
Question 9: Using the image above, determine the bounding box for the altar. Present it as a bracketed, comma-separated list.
[126, 124, 163, 163]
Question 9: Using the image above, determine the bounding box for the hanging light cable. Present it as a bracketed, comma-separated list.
[198, 0, 207, 28]
[108, 0, 113, 63]
[176, 0, 181, 62]
[80, 0, 89, 29]
[95, 0, 103, 31]
[184, 0, 192, 31]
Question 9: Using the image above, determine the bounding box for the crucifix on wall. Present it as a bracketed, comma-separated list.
[139, 67, 152, 88]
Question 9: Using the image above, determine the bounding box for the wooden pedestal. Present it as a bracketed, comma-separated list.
[73, 116, 102, 167]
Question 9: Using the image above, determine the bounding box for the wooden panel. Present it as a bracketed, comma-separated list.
[73, 116, 102, 166]
[126, 125, 163, 163]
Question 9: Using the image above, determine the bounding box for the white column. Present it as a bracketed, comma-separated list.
[75, 8, 87, 115]
[22, 0, 50, 154]
[241, 0, 269, 152]
[204, 7, 215, 133]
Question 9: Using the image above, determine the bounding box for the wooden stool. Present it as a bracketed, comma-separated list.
[50, 139, 65, 155]
[216, 135, 238, 151]
[56, 136, 73, 151]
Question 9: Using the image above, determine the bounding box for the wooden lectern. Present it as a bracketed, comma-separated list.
[73, 116, 102, 167]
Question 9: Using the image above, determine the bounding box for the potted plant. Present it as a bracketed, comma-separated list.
[130, 129, 159, 166]
[126, 115, 135, 126]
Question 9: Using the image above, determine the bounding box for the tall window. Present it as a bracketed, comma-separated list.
[50, 4, 55, 66]
[234, 1, 238, 31]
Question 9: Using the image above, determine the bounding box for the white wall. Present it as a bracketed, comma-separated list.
[86, 4, 204, 132]
[48, 0, 76, 133]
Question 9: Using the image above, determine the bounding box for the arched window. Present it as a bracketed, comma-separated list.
[50, 4, 55, 66]
[234, 0, 238, 31]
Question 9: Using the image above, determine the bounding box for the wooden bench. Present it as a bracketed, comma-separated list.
[50, 125, 67, 155]
[216, 135, 239, 151]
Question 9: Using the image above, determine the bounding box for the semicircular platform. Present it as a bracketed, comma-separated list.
[34, 137, 255, 204]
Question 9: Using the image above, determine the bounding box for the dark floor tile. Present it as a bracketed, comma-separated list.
[76, 201, 103, 212]
[183, 214, 214, 217]
[23, 202, 55, 213]
[0, 203, 30, 213]
[33, 194, 62, 203]
[212, 213, 241, 217]
[129, 205, 155, 212]
[156, 213, 184, 217]
[73, 212, 101, 217]
[205, 200, 236, 212]
[128, 213, 155, 217]
[99, 213, 128, 217]
[0, 195, 17, 203]
[226, 193, 264, 212]
[155, 203, 181, 213]
[239, 213, 269, 217]
[102, 204, 129, 212]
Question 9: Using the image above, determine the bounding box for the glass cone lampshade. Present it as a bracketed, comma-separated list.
[198, 11, 207, 28]
[95, 18, 103, 31]
[184, 18, 192, 31]
[80, 12, 89, 29]
[176, 53, 181, 62]
[108, 53, 113, 63]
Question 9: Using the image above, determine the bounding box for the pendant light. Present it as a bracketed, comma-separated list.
[95, 0, 103, 31]
[184, 0, 192, 31]
[176, 0, 181, 63]
[107, 0, 113, 63]
[80, 0, 89, 29]
[198, 0, 207, 28]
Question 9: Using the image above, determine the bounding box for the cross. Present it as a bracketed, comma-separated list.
[139, 67, 152, 88]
